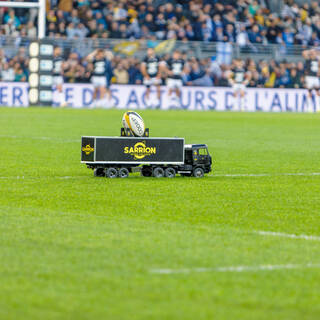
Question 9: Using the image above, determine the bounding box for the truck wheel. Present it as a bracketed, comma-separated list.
[106, 167, 118, 178]
[118, 168, 129, 178]
[153, 167, 164, 178]
[193, 167, 204, 178]
[165, 167, 176, 178]
[94, 167, 105, 177]
[141, 166, 152, 177]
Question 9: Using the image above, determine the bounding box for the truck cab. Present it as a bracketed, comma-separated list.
[182, 144, 212, 177]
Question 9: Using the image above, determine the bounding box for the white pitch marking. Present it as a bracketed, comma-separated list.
[0, 176, 25, 179]
[0, 134, 78, 143]
[256, 230, 320, 241]
[150, 263, 320, 275]
[0, 172, 320, 180]
[215, 172, 320, 177]
[56, 176, 88, 180]
[0, 176, 86, 180]
[216, 173, 270, 177]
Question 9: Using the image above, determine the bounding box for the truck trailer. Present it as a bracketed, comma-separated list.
[81, 136, 212, 178]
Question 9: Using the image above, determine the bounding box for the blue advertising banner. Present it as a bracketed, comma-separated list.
[0, 82, 317, 112]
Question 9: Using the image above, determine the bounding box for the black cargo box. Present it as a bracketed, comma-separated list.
[81, 136, 184, 164]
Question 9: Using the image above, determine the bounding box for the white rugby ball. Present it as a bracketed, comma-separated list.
[122, 111, 145, 136]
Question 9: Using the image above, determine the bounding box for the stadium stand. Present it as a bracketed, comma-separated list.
[0, 0, 319, 45]
[0, 0, 319, 88]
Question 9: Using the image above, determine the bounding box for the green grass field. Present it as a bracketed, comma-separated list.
[1, 108, 320, 320]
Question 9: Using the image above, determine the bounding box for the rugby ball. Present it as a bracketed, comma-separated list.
[122, 111, 145, 136]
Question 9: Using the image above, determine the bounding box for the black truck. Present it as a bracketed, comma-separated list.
[81, 136, 212, 178]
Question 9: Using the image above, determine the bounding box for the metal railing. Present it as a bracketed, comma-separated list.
[0, 36, 313, 62]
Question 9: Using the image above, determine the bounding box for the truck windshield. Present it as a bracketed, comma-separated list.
[199, 148, 208, 155]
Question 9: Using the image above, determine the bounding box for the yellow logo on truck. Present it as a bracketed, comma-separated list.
[82, 144, 94, 155]
[124, 142, 156, 160]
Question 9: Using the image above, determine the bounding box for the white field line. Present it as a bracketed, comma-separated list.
[214, 172, 320, 177]
[256, 230, 320, 241]
[0, 176, 87, 180]
[0, 172, 320, 181]
[150, 263, 320, 275]
[0, 134, 78, 143]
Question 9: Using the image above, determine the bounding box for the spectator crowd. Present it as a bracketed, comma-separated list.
[0, 47, 308, 89]
[0, 48, 28, 82]
[0, 0, 320, 47]
[0, 0, 318, 89]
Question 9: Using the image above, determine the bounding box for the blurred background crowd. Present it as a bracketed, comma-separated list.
[0, 0, 318, 88]
[0, 0, 319, 45]
[0, 46, 306, 88]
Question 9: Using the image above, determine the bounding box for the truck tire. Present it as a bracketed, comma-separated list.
[153, 167, 164, 178]
[106, 167, 118, 178]
[193, 167, 204, 178]
[94, 167, 105, 177]
[141, 166, 153, 177]
[118, 168, 129, 178]
[165, 167, 176, 178]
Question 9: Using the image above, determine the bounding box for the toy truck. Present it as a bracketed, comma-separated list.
[81, 135, 212, 178]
